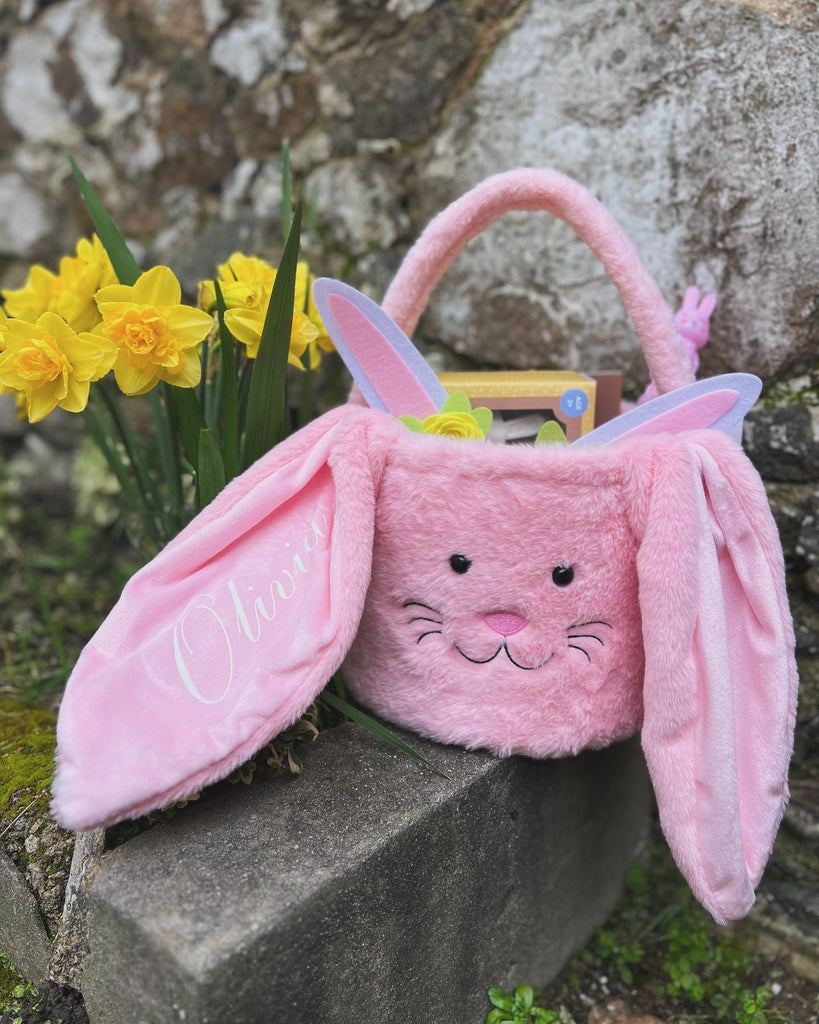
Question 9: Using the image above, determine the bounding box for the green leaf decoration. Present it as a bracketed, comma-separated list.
[472, 406, 493, 435]
[68, 155, 141, 286]
[321, 689, 451, 781]
[398, 415, 423, 432]
[197, 427, 226, 508]
[241, 203, 303, 470]
[442, 391, 472, 414]
[534, 421, 567, 446]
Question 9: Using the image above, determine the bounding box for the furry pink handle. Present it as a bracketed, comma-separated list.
[382, 168, 694, 396]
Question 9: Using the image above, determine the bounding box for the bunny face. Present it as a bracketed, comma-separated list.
[342, 433, 646, 757]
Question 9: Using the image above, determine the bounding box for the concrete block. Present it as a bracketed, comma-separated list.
[0, 847, 51, 984]
[81, 726, 652, 1024]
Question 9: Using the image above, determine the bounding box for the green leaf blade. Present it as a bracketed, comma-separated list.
[68, 155, 141, 286]
[167, 385, 206, 473]
[321, 689, 451, 781]
[197, 428, 227, 508]
[241, 203, 303, 470]
[214, 279, 240, 482]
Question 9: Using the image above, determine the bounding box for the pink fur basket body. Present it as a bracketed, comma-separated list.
[53, 169, 797, 926]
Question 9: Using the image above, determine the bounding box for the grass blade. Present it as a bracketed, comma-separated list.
[321, 689, 451, 780]
[197, 428, 226, 508]
[241, 203, 302, 470]
[68, 155, 141, 286]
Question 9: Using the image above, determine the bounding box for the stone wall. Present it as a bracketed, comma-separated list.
[1, 0, 817, 389]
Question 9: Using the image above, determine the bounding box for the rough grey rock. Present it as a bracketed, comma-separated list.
[765, 482, 816, 566]
[81, 725, 651, 1024]
[50, 828, 105, 989]
[0, 847, 52, 984]
[796, 492, 819, 571]
[412, 0, 819, 384]
[743, 405, 819, 482]
[307, 158, 410, 255]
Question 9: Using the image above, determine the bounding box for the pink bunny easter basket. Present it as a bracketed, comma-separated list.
[53, 169, 797, 925]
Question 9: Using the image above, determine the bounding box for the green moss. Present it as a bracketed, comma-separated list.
[0, 699, 57, 821]
[0, 950, 37, 1012]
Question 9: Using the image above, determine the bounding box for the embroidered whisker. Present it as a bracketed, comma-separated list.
[567, 619, 612, 630]
[416, 630, 443, 644]
[409, 615, 444, 625]
[567, 633, 605, 646]
[403, 600, 443, 615]
[568, 644, 592, 662]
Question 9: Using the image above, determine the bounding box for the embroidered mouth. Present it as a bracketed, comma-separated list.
[454, 640, 554, 672]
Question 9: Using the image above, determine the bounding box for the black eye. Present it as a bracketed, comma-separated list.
[552, 565, 574, 586]
[449, 554, 472, 574]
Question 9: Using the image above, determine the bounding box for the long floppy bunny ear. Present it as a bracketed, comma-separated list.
[53, 404, 393, 832]
[630, 432, 797, 923]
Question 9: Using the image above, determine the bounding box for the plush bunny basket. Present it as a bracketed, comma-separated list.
[53, 169, 797, 925]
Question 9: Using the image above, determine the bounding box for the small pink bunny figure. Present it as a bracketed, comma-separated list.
[637, 286, 717, 404]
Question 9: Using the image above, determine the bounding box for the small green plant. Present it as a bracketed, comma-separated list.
[545, 847, 786, 1024]
[486, 984, 559, 1023]
[0, 951, 39, 1019]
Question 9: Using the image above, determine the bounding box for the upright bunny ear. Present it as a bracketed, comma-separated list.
[312, 278, 447, 418]
[53, 405, 393, 832]
[680, 285, 701, 311]
[630, 432, 797, 922]
[698, 292, 718, 318]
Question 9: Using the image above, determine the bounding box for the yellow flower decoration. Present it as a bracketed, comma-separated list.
[199, 255, 333, 368]
[0, 312, 116, 422]
[3, 236, 116, 333]
[400, 392, 493, 440]
[84, 266, 214, 396]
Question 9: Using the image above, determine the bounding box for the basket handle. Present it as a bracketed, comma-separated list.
[382, 168, 694, 396]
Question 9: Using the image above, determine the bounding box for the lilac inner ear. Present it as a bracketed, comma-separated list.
[313, 278, 447, 419]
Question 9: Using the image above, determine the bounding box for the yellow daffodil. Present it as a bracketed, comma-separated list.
[85, 266, 213, 396]
[0, 307, 11, 396]
[226, 307, 318, 367]
[400, 392, 493, 440]
[3, 236, 116, 333]
[0, 312, 116, 422]
[200, 255, 331, 368]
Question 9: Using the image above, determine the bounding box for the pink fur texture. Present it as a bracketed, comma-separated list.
[381, 168, 695, 397]
[52, 402, 796, 923]
[52, 168, 797, 926]
[342, 427, 796, 924]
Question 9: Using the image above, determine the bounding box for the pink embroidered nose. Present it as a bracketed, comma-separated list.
[483, 612, 527, 636]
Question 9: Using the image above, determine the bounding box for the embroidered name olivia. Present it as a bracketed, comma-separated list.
[172, 510, 331, 704]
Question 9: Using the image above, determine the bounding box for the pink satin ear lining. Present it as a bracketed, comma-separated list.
[381, 168, 694, 397]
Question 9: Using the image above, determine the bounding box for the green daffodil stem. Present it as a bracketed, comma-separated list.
[82, 394, 161, 551]
[98, 380, 165, 532]
[214, 280, 239, 483]
[150, 385, 186, 537]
